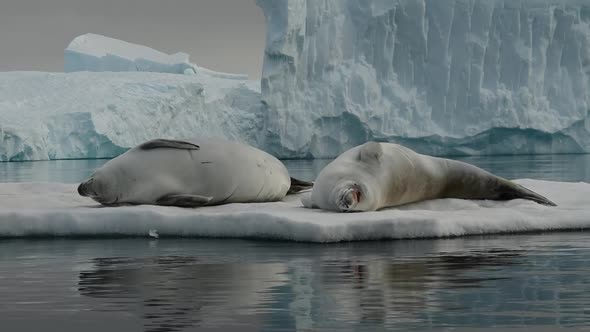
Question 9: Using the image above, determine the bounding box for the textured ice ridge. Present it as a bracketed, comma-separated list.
[257, 0, 590, 158]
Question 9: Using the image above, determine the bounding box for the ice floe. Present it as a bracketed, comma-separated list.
[0, 179, 587, 242]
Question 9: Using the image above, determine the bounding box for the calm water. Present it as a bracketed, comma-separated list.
[0, 155, 589, 331]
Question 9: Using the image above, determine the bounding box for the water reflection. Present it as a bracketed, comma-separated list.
[79, 256, 287, 331]
[74, 242, 557, 331]
[286, 249, 526, 330]
[0, 236, 589, 330]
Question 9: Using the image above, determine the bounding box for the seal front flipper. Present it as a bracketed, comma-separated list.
[138, 139, 200, 150]
[288, 177, 314, 194]
[300, 192, 318, 209]
[156, 194, 213, 207]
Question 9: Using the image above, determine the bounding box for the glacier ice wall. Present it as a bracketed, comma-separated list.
[65, 34, 248, 80]
[257, 0, 590, 158]
[0, 72, 261, 161]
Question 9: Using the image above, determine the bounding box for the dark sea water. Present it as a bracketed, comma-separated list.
[0, 154, 589, 331]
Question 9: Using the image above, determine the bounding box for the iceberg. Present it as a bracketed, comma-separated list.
[256, 0, 590, 158]
[0, 34, 263, 161]
[5, 2, 590, 161]
[65, 33, 248, 80]
[0, 179, 588, 242]
[0, 71, 261, 161]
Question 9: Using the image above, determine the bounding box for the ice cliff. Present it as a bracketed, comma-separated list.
[257, 0, 590, 158]
[0, 71, 260, 161]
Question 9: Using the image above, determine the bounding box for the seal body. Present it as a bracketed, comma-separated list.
[308, 142, 556, 212]
[78, 138, 294, 207]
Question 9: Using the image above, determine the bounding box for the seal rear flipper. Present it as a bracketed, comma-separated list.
[138, 139, 200, 151]
[520, 194, 557, 207]
[156, 194, 213, 207]
[288, 177, 314, 194]
[497, 183, 557, 207]
[514, 184, 557, 206]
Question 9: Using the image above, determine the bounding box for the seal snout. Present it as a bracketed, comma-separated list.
[77, 178, 95, 197]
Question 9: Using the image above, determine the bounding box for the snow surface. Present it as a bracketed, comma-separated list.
[257, 0, 590, 158]
[0, 71, 261, 161]
[65, 33, 248, 80]
[0, 179, 587, 242]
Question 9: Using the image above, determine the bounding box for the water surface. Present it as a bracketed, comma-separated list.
[1, 236, 590, 331]
[1, 154, 589, 183]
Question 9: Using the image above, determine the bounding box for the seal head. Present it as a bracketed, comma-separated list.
[77, 171, 122, 205]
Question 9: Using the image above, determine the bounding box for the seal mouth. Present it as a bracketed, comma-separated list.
[352, 190, 361, 203]
[94, 197, 119, 205]
[338, 186, 362, 212]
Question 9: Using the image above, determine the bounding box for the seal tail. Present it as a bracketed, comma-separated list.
[498, 181, 557, 206]
[288, 177, 314, 195]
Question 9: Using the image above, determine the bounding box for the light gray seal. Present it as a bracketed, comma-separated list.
[78, 137, 312, 207]
[305, 141, 556, 212]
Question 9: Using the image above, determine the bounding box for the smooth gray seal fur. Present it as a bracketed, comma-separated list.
[305, 141, 556, 212]
[78, 137, 312, 207]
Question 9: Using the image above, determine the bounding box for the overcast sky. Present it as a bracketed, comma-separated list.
[0, 0, 266, 78]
